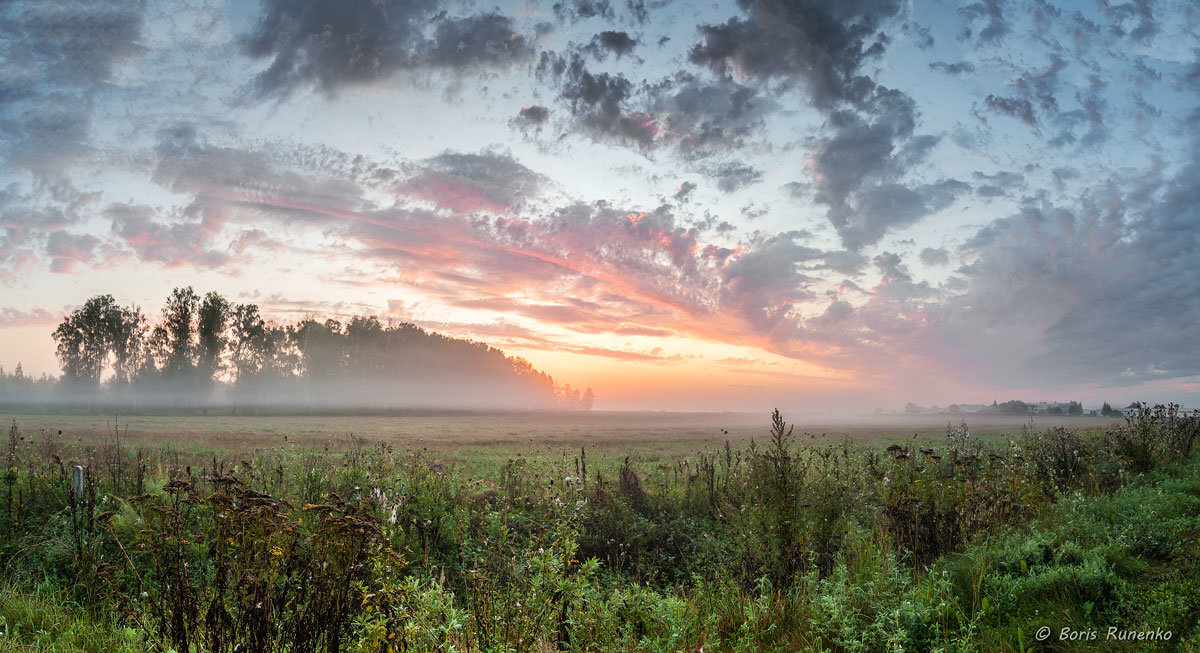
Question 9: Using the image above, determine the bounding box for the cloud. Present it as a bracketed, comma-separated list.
[984, 94, 1037, 126]
[709, 162, 762, 193]
[686, 1, 961, 249]
[1103, 0, 1160, 43]
[959, 0, 1011, 45]
[674, 181, 697, 200]
[811, 104, 965, 248]
[0, 0, 147, 176]
[397, 150, 545, 214]
[689, 0, 903, 109]
[240, 0, 533, 100]
[929, 61, 976, 75]
[922, 145, 1200, 387]
[517, 105, 550, 124]
[150, 125, 370, 218]
[538, 52, 658, 147]
[918, 247, 950, 266]
[107, 202, 232, 269]
[649, 76, 775, 157]
[553, 0, 614, 23]
[583, 31, 639, 60]
[972, 170, 1023, 197]
[0, 179, 102, 278]
[0, 306, 60, 328]
[45, 231, 103, 273]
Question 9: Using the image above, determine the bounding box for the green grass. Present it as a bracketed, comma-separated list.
[0, 406, 1194, 651]
[0, 583, 146, 652]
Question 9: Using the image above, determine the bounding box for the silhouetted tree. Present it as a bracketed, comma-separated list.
[229, 303, 268, 382]
[108, 304, 146, 386]
[196, 291, 230, 383]
[26, 288, 588, 412]
[154, 287, 200, 380]
[52, 295, 142, 387]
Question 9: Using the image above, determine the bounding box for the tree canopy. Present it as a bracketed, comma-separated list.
[15, 288, 594, 413]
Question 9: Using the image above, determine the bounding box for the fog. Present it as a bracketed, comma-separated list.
[2, 289, 593, 414]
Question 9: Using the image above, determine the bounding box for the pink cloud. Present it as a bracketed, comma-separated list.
[0, 307, 60, 328]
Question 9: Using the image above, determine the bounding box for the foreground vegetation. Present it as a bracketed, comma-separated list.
[1, 404, 1198, 651]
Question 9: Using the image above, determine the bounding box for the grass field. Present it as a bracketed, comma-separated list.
[2, 407, 1193, 652]
[4, 410, 1124, 456]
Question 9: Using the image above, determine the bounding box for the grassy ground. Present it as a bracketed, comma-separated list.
[0, 408, 1190, 652]
[3, 410, 1122, 469]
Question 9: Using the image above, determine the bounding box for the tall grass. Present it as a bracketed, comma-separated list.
[0, 404, 1197, 651]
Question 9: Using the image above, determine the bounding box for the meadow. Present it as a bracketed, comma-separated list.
[1, 407, 1197, 652]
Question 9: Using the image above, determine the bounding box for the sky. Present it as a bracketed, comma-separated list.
[1, 0, 1199, 412]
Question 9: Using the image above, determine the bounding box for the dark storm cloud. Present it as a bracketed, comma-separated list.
[518, 105, 550, 124]
[0, 0, 147, 176]
[537, 52, 657, 147]
[583, 31, 639, 60]
[686, 0, 960, 250]
[688, 0, 903, 110]
[807, 89, 963, 249]
[240, 0, 533, 100]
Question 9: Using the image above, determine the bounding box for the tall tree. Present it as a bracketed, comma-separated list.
[157, 287, 200, 379]
[229, 303, 268, 382]
[52, 295, 119, 386]
[51, 295, 146, 387]
[196, 291, 230, 382]
[108, 304, 146, 385]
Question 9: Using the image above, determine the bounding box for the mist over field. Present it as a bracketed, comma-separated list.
[0, 288, 596, 413]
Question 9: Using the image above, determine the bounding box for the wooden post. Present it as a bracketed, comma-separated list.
[73, 465, 84, 499]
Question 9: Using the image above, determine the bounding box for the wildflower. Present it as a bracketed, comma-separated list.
[270, 546, 283, 556]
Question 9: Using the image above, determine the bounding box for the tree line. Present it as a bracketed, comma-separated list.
[1, 287, 594, 413]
